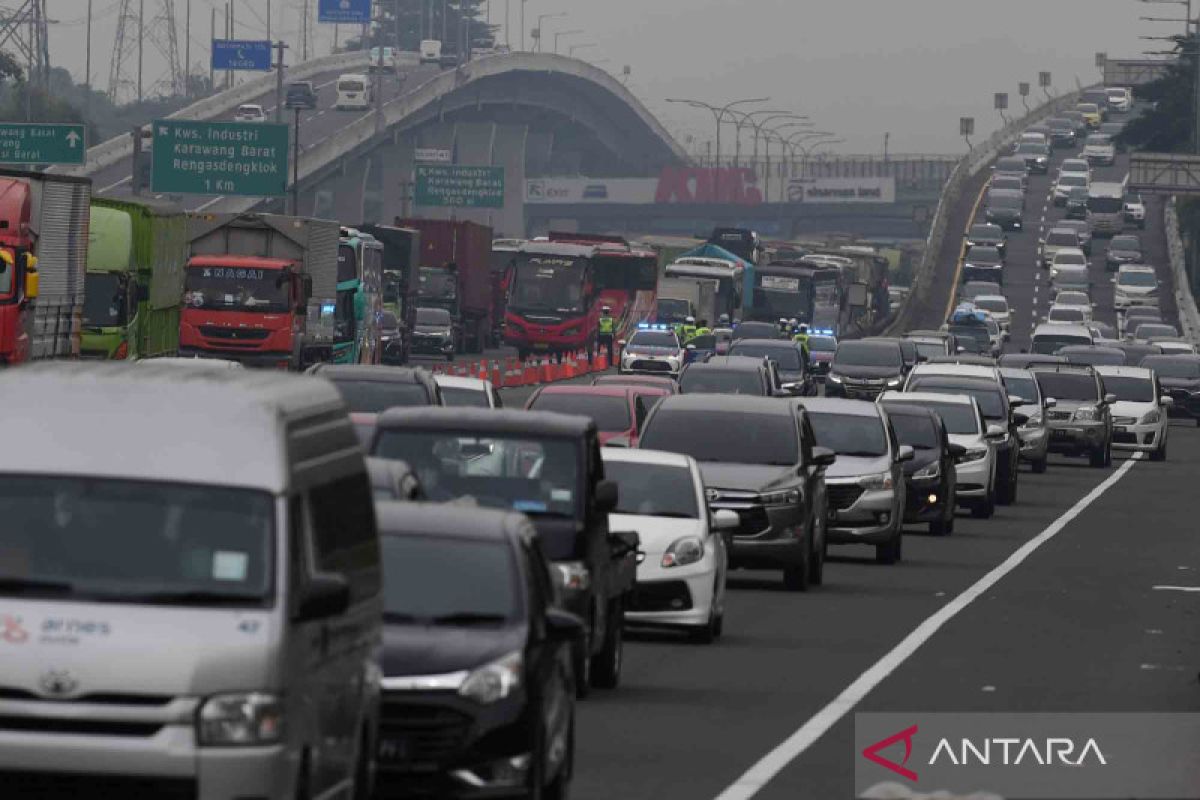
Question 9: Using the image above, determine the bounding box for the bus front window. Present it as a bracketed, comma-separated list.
[509, 256, 587, 314]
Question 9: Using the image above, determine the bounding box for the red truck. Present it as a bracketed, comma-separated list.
[0, 169, 90, 365]
[181, 212, 339, 369]
[396, 218, 496, 353]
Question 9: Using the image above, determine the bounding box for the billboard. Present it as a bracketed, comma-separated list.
[211, 39, 272, 71]
[523, 174, 897, 205]
[524, 177, 657, 204]
[786, 177, 896, 204]
[1128, 152, 1200, 195]
[317, 0, 370, 24]
[415, 165, 505, 208]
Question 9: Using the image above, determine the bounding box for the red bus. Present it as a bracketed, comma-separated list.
[502, 241, 599, 360]
[548, 232, 658, 341]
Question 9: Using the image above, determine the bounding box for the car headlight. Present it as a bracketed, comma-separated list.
[885, 376, 902, 387]
[961, 447, 989, 463]
[760, 488, 801, 506]
[1140, 409, 1162, 425]
[1073, 406, 1100, 421]
[553, 561, 591, 592]
[459, 650, 523, 705]
[827, 372, 844, 384]
[197, 693, 284, 746]
[661, 536, 705, 568]
[667, 356, 680, 367]
[1021, 412, 1043, 429]
[913, 461, 940, 480]
[858, 471, 893, 491]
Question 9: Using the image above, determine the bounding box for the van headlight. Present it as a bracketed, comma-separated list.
[1140, 409, 1162, 425]
[858, 472, 893, 491]
[1073, 406, 1100, 421]
[197, 693, 284, 746]
[760, 488, 801, 506]
[826, 373, 844, 384]
[960, 447, 988, 463]
[459, 651, 523, 705]
[885, 376, 902, 387]
[662, 536, 705, 568]
[913, 461, 940, 480]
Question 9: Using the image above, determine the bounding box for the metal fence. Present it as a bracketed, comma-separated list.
[1165, 198, 1200, 344]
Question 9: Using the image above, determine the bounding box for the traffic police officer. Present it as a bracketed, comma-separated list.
[793, 323, 811, 362]
[598, 305, 616, 362]
[681, 315, 698, 343]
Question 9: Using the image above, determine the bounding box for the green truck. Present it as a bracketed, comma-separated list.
[81, 197, 188, 360]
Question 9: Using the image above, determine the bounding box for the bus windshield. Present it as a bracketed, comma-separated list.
[337, 244, 358, 283]
[509, 255, 588, 314]
[754, 273, 814, 320]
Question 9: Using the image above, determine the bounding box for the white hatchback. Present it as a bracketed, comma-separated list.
[1095, 365, 1171, 460]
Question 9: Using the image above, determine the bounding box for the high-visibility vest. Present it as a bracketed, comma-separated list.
[681, 325, 697, 341]
[793, 333, 810, 359]
[693, 327, 711, 338]
[598, 316, 615, 335]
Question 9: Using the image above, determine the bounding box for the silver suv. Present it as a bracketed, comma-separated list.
[1031, 364, 1116, 467]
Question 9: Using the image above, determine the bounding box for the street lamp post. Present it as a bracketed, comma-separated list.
[664, 96, 770, 168]
[783, 130, 835, 176]
[569, 42, 597, 57]
[799, 137, 844, 175]
[534, 12, 566, 52]
[554, 28, 583, 53]
[750, 113, 808, 172]
[1139, 0, 1193, 33]
[725, 108, 789, 167]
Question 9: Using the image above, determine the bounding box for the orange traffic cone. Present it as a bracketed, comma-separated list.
[540, 359, 556, 383]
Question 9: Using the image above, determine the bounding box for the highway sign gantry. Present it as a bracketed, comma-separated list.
[211, 39, 273, 71]
[151, 119, 288, 197]
[415, 165, 505, 208]
[0, 123, 86, 165]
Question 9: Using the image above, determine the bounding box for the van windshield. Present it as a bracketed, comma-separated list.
[0, 478, 273, 606]
[327, 379, 432, 413]
[339, 80, 366, 92]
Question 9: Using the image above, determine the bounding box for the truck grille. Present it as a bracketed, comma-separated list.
[198, 325, 270, 341]
[827, 484, 865, 511]
[0, 771, 195, 800]
[1112, 416, 1137, 426]
[378, 702, 471, 766]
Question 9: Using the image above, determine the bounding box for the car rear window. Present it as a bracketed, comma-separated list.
[640, 409, 799, 466]
[529, 392, 631, 431]
[1034, 372, 1100, 402]
[807, 411, 889, 457]
[679, 367, 765, 395]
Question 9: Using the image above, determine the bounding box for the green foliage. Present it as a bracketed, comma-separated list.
[353, 0, 497, 55]
[1118, 34, 1196, 153]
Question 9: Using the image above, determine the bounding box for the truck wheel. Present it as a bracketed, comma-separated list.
[589, 600, 623, 689]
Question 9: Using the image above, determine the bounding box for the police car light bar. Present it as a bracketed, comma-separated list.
[811, 328, 835, 335]
[637, 323, 671, 330]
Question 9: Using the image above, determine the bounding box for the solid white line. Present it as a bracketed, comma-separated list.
[713, 454, 1143, 800]
[1152, 585, 1200, 593]
[100, 175, 131, 193]
[194, 196, 224, 211]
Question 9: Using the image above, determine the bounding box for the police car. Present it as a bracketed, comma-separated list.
[619, 324, 685, 376]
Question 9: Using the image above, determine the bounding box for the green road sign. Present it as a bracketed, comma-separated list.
[0, 123, 86, 165]
[151, 119, 288, 196]
[415, 165, 505, 208]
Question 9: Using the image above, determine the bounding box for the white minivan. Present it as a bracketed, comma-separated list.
[420, 39, 443, 64]
[0, 364, 383, 798]
[335, 73, 371, 109]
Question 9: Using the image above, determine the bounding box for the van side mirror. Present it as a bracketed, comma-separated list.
[896, 445, 915, 463]
[1161, 395, 1175, 407]
[1102, 393, 1117, 405]
[711, 509, 740, 531]
[24, 265, 38, 300]
[595, 479, 619, 512]
[293, 573, 350, 622]
[1012, 411, 1030, 426]
[811, 445, 837, 468]
[985, 424, 1007, 440]
[608, 529, 640, 559]
[1044, 397, 1057, 408]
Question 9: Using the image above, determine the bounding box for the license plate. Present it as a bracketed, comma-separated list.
[377, 737, 409, 761]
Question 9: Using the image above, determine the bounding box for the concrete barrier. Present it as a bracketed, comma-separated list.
[1164, 197, 1200, 344]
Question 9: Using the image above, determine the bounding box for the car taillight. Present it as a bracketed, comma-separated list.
[113, 340, 129, 360]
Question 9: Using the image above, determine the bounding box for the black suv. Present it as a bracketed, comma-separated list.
[728, 338, 816, 396]
[825, 339, 906, 399]
[678, 355, 776, 396]
[374, 502, 581, 798]
[371, 408, 638, 696]
[639, 394, 836, 591]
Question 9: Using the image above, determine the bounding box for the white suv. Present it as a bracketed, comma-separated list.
[1114, 264, 1159, 310]
[1095, 365, 1170, 461]
[1124, 190, 1146, 229]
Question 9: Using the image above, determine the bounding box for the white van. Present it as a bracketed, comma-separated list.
[0, 364, 382, 797]
[1087, 181, 1126, 235]
[1031, 323, 1094, 355]
[335, 73, 371, 109]
[420, 39, 443, 64]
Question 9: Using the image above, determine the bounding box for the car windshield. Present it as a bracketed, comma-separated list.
[1101, 375, 1155, 402]
[1126, 309, 1163, 322]
[416, 307, 452, 326]
[630, 331, 678, 348]
[509, 255, 586, 313]
[1136, 324, 1177, 339]
[1049, 307, 1085, 323]
[1055, 252, 1087, 266]
[1064, 349, 1124, 366]
[883, 412, 940, 449]
[1111, 236, 1141, 251]
[808, 335, 837, 352]
[807, 411, 888, 457]
[1016, 143, 1047, 154]
[1143, 357, 1200, 378]
[1035, 372, 1100, 402]
[975, 297, 1007, 313]
[995, 159, 1025, 173]
[237, 105, 261, 115]
[82, 272, 127, 327]
[911, 340, 946, 360]
[908, 378, 1006, 419]
[439, 386, 490, 408]
[901, 401, 981, 434]
[1086, 135, 1110, 146]
[989, 194, 1022, 209]
[1003, 374, 1039, 404]
[1046, 231, 1078, 246]
[967, 246, 1001, 263]
[183, 265, 290, 313]
[529, 392, 631, 431]
[1056, 292, 1089, 306]
[382, 536, 518, 625]
[730, 342, 801, 369]
[835, 342, 901, 368]
[731, 322, 780, 340]
[1119, 271, 1157, 287]
[0, 477, 272, 606]
[679, 367, 764, 395]
[640, 410, 798, 466]
[328, 379, 431, 413]
[991, 177, 1023, 192]
[604, 460, 698, 518]
[968, 225, 1000, 240]
[373, 430, 581, 525]
[1059, 175, 1088, 187]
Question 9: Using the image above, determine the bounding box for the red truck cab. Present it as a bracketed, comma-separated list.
[179, 255, 306, 369]
[0, 179, 36, 364]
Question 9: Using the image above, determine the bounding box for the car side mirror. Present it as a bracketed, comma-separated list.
[595, 479, 619, 512]
[1044, 397, 1058, 408]
[1161, 395, 1175, 407]
[985, 424, 1007, 440]
[947, 442, 967, 459]
[711, 509, 740, 531]
[896, 445, 915, 463]
[1102, 393, 1117, 405]
[608, 529, 640, 560]
[686, 343, 696, 350]
[1012, 411, 1030, 426]
[956, 345, 966, 354]
[293, 573, 350, 622]
[811, 445, 837, 468]
[1008, 395, 1023, 408]
[545, 607, 585, 643]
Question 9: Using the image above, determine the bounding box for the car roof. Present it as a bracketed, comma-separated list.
[601, 448, 696, 469]
[910, 363, 1000, 380]
[1052, 248, 1086, 258]
[729, 338, 800, 350]
[794, 397, 883, 417]
[592, 374, 677, 390]
[375, 500, 533, 543]
[687, 355, 766, 371]
[533, 384, 632, 399]
[1033, 323, 1093, 337]
[974, 294, 1007, 304]
[998, 366, 1036, 379]
[999, 353, 1067, 365]
[433, 375, 491, 391]
[1094, 365, 1153, 379]
[878, 390, 977, 407]
[376, 406, 594, 437]
[1117, 263, 1155, 273]
[311, 364, 433, 384]
[1029, 363, 1099, 376]
[652, 393, 793, 415]
[1058, 345, 1124, 355]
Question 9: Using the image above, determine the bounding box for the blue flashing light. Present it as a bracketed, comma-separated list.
[637, 323, 671, 330]
[811, 328, 835, 336]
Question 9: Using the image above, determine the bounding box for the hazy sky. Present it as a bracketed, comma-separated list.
[48, 0, 1161, 154]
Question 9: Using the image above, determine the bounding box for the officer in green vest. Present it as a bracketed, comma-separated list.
[693, 318, 712, 338]
[598, 305, 616, 362]
[681, 316, 698, 343]
[793, 323, 811, 362]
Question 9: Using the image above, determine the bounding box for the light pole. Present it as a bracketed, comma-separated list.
[725, 109, 802, 167]
[749, 113, 808, 171]
[799, 136, 844, 175]
[664, 96, 770, 168]
[534, 12, 566, 52]
[569, 42, 597, 57]
[1139, 0, 1193, 33]
[783, 130, 835, 176]
[554, 28, 583, 53]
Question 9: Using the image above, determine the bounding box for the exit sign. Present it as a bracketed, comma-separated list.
[0, 123, 86, 165]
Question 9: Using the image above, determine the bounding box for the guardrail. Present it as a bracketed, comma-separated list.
[883, 89, 1088, 335]
[56, 49, 382, 178]
[1164, 197, 1200, 344]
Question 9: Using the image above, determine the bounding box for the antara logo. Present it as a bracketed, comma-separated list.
[862, 724, 919, 782]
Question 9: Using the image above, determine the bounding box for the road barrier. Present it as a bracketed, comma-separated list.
[428, 349, 612, 388]
[884, 89, 1090, 335]
[1164, 198, 1200, 344]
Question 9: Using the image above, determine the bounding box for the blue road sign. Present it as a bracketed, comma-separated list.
[211, 39, 273, 71]
[317, 0, 370, 24]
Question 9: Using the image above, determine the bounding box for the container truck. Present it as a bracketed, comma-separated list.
[358, 223, 421, 364]
[0, 169, 90, 365]
[397, 217, 495, 353]
[657, 276, 718, 328]
[181, 212, 338, 369]
[81, 196, 188, 360]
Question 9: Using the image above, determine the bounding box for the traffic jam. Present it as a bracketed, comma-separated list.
[0, 74, 1191, 800]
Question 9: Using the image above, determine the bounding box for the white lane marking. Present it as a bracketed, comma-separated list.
[1151, 585, 1200, 593]
[713, 453, 1144, 800]
[100, 175, 132, 193]
[194, 196, 224, 211]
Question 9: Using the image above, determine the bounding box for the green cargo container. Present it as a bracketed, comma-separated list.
[81, 197, 188, 360]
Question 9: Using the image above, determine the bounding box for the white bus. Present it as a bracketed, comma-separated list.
[335, 73, 371, 110]
[1086, 181, 1126, 236]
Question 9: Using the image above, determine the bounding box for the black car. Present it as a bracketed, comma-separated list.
[964, 223, 1007, 258]
[865, 337, 920, 372]
[1105, 234, 1143, 272]
[371, 408, 637, 696]
[825, 339, 906, 399]
[285, 80, 318, 108]
[678, 355, 775, 396]
[962, 245, 1005, 286]
[1046, 117, 1077, 147]
[985, 192, 1024, 230]
[411, 306, 459, 360]
[904, 372, 1023, 505]
[1013, 141, 1051, 174]
[1140, 355, 1200, 423]
[379, 310, 408, 365]
[732, 320, 784, 340]
[1066, 187, 1090, 220]
[374, 502, 580, 798]
[307, 364, 443, 415]
[639, 394, 835, 591]
[728, 338, 816, 395]
[875, 400, 964, 535]
[1113, 341, 1162, 366]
